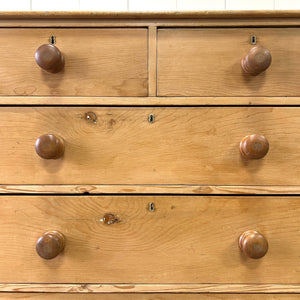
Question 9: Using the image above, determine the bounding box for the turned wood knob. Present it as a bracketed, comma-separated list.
[35, 134, 65, 159]
[239, 230, 268, 259]
[241, 46, 272, 75]
[240, 134, 269, 159]
[36, 231, 65, 259]
[35, 44, 65, 73]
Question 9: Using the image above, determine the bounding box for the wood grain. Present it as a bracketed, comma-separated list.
[1, 11, 300, 19]
[3, 19, 300, 28]
[0, 292, 298, 299]
[1, 107, 300, 185]
[158, 28, 300, 96]
[1, 283, 300, 294]
[1, 96, 300, 105]
[1, 185, 300, 195]
[0, 29, 147, 96]
[148, 26, 157, 96]
[1, 11, 300, 28]
[1, 196, 300, 283]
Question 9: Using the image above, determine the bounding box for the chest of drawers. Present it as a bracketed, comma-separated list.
[1, 10, 300, 299]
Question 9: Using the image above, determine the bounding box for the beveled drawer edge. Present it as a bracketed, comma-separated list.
[1, 185, 300, 195]
[1, 96, 300, 105]
[1, 283, 300, 294]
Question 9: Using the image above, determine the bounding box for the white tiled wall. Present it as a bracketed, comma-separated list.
[0, 0, 299, 11]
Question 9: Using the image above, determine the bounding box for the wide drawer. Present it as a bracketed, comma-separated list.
[1, 195, 300, 283]
[1, 106, 300, 185]
[0, 29, 147, 96]
[157, 28, 300, 96]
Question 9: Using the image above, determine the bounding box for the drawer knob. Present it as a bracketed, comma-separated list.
[35, 134, 65, 159]
[35, 44, 65, 73]
[240, 134, 269, 159]
[239, 230, 268, 259]
[36, 231, 65, 259]
[241, 46, 272, 75]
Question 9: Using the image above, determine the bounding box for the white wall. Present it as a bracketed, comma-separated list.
[1, 0, 300, 11]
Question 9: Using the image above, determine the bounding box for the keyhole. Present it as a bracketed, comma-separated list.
[50, 36, 56, 45]
[148, 114, 155, 123]
[251, 35, 257, 45]
[148, 203, 155, 212]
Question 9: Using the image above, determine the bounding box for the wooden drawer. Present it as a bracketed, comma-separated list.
[0, 294, 298, 299]
[157, 28, 300, 97]
[0, 29, 147, 96]
[1, 195, 300, 283]
[2, 106, 300, 186]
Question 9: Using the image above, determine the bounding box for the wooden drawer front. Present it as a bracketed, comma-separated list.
[157, 28, 300, 96]
[1, 196, 300, 283]
[2, 106, 300, 185]
[0, 294, 298, 299]
[0, 29, 147, 96]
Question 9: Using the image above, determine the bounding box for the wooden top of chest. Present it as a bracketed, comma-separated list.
[1, 11, 300, 27]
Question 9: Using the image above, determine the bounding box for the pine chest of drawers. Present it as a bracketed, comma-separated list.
[1, 10, 300, 300]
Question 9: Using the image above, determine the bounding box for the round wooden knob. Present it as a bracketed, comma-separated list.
[240, 134, 269, 159]
[35, 134, 65, 159]
[36, 231, 65, 259]
[35, 44, 65, 73]
[239, 230, 268, 259]
[241, 46, 272, 75]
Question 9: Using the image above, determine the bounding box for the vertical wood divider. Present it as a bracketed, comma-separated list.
[148, 26, 157, 96]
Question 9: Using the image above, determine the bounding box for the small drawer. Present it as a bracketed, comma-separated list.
[0, 28, 147, 96]
[0, 195, 300, 283]
[1, 106, 300, 186]
[157, 28, 300, 96]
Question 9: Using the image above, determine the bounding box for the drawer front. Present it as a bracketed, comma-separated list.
[0, 29, 147, 96]
[157, 28, 300, 96]
[0, 294, 298, 299]
[1, 106, 300, 185]
[1, 195, 300, 283]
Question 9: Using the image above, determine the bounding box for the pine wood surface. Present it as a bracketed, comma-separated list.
[1, 283, 300, 294]
[2, 11, 300, 28]
[158, 28, 300, 96]
[1, 96, 300, 105]
[0, 292, 298, 299]
[0, 29, 147, 96]
[0, 195, 300, 283]
[0, 107, 300, 185]
[148, 26, 157, 97]
[0, 11, 299, 296]
[1, 11, 300, 19]
[2, 184, 300, 194]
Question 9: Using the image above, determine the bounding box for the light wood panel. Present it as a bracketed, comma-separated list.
[0, 29, 147, 96]
[1, 196, 300, 283]
[0, 292, 298, 299]
[1, 185, 300, 194]
[2, 283, 300, 293]
[1, 10, 300, 19]
[148, 26, 157, 96]
[2, 96, 300, 105]
[158, 28, 300, 96]
[1, 107, 300, 185]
